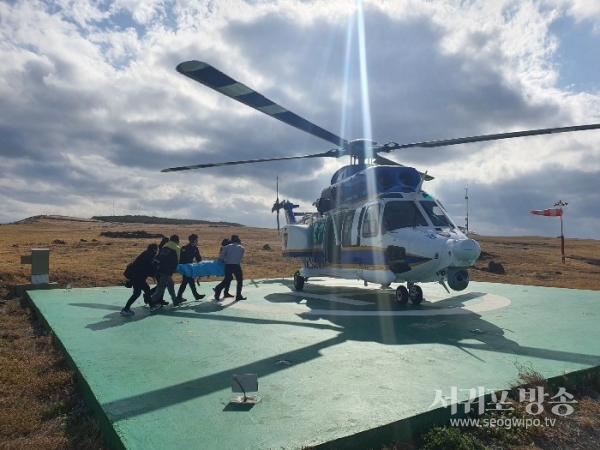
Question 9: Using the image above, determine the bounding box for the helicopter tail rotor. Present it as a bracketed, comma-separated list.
[272, 176, 281, 234]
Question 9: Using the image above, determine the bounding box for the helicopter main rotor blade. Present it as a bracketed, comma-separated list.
[378, 123, 600, 152]
[177, 61, 348, 148]
[161, 149, 340, 172]
[170, 61, 600, 175]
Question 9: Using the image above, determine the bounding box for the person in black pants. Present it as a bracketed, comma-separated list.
[150, 234, 181, 310]
[218, 238, 233, 298]
[214, 235, 246, 301]
[121, 243, 158, 316]
[176, 233, 206, 302]
[148, 237, 169, 305]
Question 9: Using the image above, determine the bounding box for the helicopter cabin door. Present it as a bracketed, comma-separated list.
[324, 209, 362, 264]
[360, 203, 382, 248]
[324, 211, 346, 264]
[340, 209, 361, 248]
[324, 209, 360, 264]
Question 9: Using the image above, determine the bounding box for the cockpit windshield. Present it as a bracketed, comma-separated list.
[419, 200, 453, 228]
[382, 201, 428, 231]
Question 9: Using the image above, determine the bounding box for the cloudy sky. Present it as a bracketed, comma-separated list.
[1, 0, 599, 239]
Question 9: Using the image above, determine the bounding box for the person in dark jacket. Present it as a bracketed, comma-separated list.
[149, 234, 181, 311]
[220, 238, 231, 252]
[176, 233, 206, 302]
[121, 243, 159, 316]
[214, 235, 246, 301]
[216, 238, 233, 298]
[148, 236, 170, 305]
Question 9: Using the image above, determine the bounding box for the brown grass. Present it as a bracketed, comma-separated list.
[0, 218, 299, 288]
[0, 297, 106, 449]
[0, 217, 599, 449]
[470, 235, 600, 290]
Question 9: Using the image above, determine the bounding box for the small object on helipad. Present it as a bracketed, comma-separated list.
[231, 374, 259, 404]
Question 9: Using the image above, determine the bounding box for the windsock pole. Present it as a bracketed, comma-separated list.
[555, 200, 568, 263]
[530, 200, 568, 263]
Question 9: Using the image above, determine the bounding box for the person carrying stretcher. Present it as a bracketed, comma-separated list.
[176, 233, 206, 302]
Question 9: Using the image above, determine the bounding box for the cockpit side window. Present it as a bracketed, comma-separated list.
[419, 200, 453, 227]
[383, 201, 428, 231]
[362, 205, 380, 238]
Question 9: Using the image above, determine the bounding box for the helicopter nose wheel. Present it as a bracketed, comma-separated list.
[293, 271, 305, 291]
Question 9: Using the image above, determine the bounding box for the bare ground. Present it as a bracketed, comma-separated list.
[0, 218, 599, 449]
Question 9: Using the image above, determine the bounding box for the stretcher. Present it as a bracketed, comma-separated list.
[176, 260, 225, 278]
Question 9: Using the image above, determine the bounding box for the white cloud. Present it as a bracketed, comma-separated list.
[0, 0, 599, 238]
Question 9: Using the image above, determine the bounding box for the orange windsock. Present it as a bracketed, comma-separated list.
[530, 208, 563, 217]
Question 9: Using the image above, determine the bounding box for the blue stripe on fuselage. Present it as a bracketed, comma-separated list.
[282, 248, 431, 266]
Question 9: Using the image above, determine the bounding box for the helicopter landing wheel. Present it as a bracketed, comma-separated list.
[293, 271, 305, 291]
[410, 284, 423, 305]
[395, 285, 409, 305]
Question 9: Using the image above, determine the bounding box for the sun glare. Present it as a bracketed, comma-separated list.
[353, 1, 378, 200]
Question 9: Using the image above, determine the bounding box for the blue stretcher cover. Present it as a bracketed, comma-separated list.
[176, 260, 225, 278]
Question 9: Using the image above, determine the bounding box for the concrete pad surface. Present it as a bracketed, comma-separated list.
[27, 279, 600, 449]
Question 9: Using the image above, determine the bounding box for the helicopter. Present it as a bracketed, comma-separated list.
[163, 60, 600, 305]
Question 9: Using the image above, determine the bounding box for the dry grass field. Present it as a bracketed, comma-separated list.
[0, 216, 599, 449]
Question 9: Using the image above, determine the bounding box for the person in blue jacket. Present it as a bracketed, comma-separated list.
[176, 233, 206, 302]
[121, 243, 158, 316]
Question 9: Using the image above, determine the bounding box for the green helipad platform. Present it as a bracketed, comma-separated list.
[27, 279, 600, 450]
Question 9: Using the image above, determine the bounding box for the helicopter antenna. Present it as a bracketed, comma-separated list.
[276, 176, 280, 234]
[465, 184, 469, 235]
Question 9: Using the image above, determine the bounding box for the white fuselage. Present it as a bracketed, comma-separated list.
[281, 190, 480, 290]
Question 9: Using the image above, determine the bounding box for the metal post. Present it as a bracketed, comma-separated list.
[464, 185, 469, 235]
[554, 200, 568, 264]
[560, 214, 565, 263]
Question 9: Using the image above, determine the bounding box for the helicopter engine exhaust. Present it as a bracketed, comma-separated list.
[447, 267, 470, 291]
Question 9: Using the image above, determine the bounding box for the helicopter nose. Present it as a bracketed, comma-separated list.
[453, 238, 481, 262]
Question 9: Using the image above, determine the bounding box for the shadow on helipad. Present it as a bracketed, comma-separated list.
[27, 279, 600, 449]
